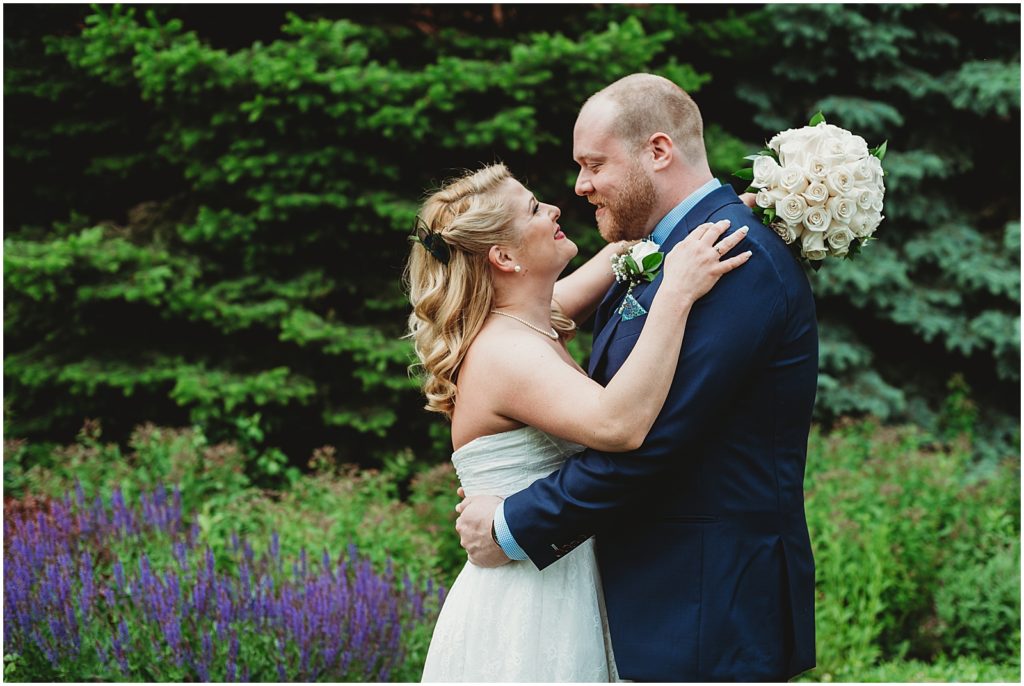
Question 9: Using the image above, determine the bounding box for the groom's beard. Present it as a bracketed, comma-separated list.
[594, 163, 657, 242]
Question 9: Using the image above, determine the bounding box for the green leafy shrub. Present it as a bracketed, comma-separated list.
[6, 5, 1015, 477]
[2, 5, 737, 472]
[932, 477, 1021, 663]
[3, 421, 250, 517]
[800, 656, 1020, 683]
[804, 420, 1020, 681]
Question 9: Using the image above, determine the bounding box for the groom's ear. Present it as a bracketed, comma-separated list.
[648, 132, 674, 171]
[488, 245, 518, 274]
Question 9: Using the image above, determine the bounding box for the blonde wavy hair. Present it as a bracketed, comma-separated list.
[404, 163, 576, 419]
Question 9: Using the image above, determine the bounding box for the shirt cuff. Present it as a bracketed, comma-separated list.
[493, 500, 529, 561]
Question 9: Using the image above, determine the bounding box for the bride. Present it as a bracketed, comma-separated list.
[404, 163, 750, 681]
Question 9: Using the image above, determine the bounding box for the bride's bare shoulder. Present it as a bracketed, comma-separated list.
[461, 321, 553, 381]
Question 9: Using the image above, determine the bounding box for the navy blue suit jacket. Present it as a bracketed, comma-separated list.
[502, 186, 818, 681]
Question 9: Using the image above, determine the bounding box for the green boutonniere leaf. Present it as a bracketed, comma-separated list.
[641, 252, 663, 273]
[624, 255, 640, 275]
[809, 111, 826, 126]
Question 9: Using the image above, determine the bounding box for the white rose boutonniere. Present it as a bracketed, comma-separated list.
[736, 111, 887, 269]
[610, 239, 663, 319]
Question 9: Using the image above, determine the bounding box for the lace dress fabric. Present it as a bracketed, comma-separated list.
[421, 426, 618, 682]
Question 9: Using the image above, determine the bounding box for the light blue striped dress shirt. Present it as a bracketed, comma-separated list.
[492, 177, 723, 561]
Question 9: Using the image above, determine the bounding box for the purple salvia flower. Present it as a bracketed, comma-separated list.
[202, 630, 213, 668]
[140, 490, 154, 529]
[321, 548, 332, 577]
[165, 569, 181, 612]
[174, 539, 188, 572]
[47, 615, 65, 653]
[226, 630, 239, 681]
[95, 638, 110, 667]
[91, 494, 108, 533]
[112, 558, 125, 592]
[79, 550, 95, 618]
[111, 487, 127, 533]
[102, 585, 115, 611]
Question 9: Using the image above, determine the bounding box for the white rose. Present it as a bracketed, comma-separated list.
[849, 212, 871, 238]
[755, 189, 775, 208]
[800, 230, 828, 261]
[863, 210, 883, 236]
[776, 128, 821, 167]
[826, 224, 855, 256]
[775, 193, 808, 224]
[630, 240, 660, 268]
[797, 124, 841, 166]
[825, 166, 855, 196]
[779, 167, 809, 194]
[819, 134, 848, 164]
[752, 155, 782, 188]
[773, 222, 801, 245]
[852, 158, 874, 181]
[853, 187, 876, 210]
[867, 155, 884, 183]
[806, 155, 829, 181]
[803, 205, 832, 233]
[768, 127, 811, 159]
[827, 195, 857, 224]
[843, 135, 869, 160]
[803, 181, 829, 206]
[818, 123, 853, 140]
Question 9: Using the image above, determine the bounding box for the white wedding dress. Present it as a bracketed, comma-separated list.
[421, 426, 618, 682]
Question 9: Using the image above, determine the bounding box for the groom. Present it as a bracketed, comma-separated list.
[456, 74, 818, 681]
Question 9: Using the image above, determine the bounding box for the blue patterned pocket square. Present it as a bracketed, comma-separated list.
[619, 294, 647, 321]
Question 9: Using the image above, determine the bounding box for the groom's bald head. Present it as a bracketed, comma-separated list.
[583, 73, 707, 167]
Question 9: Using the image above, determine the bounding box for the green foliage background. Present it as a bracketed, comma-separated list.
[4, 6, 1020, 470]
[4, 6, 1019, 679]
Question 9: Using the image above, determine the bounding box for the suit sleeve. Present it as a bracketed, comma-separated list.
[502, 229, 788, 570]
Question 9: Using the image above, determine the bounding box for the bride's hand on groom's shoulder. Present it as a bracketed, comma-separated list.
[455, 493, 511, 568]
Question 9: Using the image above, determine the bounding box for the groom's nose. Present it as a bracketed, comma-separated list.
[574, 171, 593, 196]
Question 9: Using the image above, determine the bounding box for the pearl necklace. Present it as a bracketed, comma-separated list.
[490, 310, 559, 340]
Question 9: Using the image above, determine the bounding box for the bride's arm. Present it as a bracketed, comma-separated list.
[551, 241, 626, 322]
[489, 220, 749, 452]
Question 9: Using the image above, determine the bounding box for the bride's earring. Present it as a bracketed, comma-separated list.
[514, 265, 522, 273]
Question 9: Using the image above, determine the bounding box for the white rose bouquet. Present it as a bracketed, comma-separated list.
[736, 112, 887, 268]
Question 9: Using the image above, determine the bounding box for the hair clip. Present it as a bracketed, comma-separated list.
[410, 217, 451, 265]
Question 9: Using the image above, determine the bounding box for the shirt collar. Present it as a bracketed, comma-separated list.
[650, 177, 722, 246]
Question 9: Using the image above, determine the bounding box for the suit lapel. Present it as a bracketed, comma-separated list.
[587, 185, 744, 377]
[589, 280, 627, 376]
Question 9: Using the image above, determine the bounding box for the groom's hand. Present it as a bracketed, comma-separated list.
[455, 493, 510, 568]
[739, 192, 757, 209]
